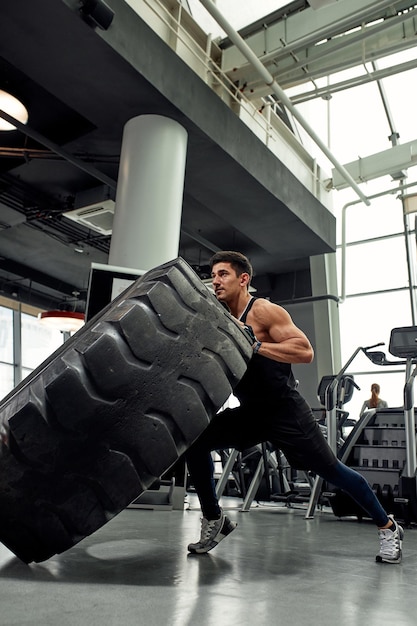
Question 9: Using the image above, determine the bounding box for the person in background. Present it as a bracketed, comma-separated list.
[360, 383, 388, 417]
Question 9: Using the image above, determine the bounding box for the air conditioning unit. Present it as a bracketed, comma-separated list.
[63, 198, 115, 236]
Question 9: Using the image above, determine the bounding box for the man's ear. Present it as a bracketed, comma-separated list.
[240, 272, 250, 288]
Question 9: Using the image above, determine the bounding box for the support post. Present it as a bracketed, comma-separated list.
[109, 114, 188, 271]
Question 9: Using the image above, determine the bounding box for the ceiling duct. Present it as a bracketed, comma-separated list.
[63, 185, 115, 236]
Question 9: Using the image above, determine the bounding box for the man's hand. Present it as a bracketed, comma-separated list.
[243, 325, 262, 354]
[243, 325, 256, 344]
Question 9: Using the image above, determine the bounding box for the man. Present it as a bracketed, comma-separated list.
[186, 251, 403, 563]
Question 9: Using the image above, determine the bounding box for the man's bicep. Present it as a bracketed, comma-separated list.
[254, 300, 307, 342]
[267, 308, 302, 342]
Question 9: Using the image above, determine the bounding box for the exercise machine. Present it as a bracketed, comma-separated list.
[309, 326, 417, 525]
[215, 373, 358, 512]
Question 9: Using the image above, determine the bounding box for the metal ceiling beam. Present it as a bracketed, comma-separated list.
[181, 228, 220, 253]
[331, 139, 417, 189]
[198, 0, 370, 206]
[0, 108, 117, 190]
[289, 56, 417, 104]
[267, 7, 417, 93]
[0, 257, 82, 297]
[222, 0, 413, 72]
[372, 60, 400, 147]
[222, 2, 417, 99]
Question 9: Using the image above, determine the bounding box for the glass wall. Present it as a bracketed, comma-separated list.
[335, 189, 416, 421]
[0, 298, 64, 400]
[21, 312, 63, 380]
[289, 57, 417, 423]
[0, 306, 14, 399]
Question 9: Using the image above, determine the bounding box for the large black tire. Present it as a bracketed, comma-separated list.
[0, 257, 252, 563]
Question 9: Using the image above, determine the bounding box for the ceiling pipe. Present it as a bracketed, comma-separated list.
[198, 0, 370, 206]
[0, 108, 117, 190]
[181, 227, 220, 253]
[291, 57, 417, 105]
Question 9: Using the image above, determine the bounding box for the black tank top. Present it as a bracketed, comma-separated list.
[234, 297, 297, 404]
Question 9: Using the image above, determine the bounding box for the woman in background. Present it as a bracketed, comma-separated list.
[360, 383, 388, 416]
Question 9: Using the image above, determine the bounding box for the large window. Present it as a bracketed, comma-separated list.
[339, 236, 409, 295]
[337, 290, 412, 418]
[0, 306, 14, 399]
[341, 194, 404, 242]
[0, 299, 64, 400]
[338, 291, 413, 358]
[290, 50, 417, 423]
[334, 187, 417, 420]
[21, 312, 63, 376]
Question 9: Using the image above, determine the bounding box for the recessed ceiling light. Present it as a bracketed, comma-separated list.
[0, 90, 29, 131]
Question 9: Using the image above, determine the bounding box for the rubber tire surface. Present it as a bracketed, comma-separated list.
[0, 257, 252, 563]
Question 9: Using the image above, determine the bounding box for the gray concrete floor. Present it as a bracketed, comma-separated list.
[0, 495, 416, 626]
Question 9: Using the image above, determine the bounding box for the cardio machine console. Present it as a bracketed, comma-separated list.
[389, 326, 417, 360]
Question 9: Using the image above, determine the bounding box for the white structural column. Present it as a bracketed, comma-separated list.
[109, 114, 188, 271]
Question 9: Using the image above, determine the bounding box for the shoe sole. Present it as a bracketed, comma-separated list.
[376, 551, 402, 564]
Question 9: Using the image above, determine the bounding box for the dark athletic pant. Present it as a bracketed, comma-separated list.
[186, 390, 389, 527]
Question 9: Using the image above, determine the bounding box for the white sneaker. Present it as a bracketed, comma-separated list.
[188, 511, 237, 554]
[376, 515, 404, 564]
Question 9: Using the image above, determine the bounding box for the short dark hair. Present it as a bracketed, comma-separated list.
[209, 251, 253, 281]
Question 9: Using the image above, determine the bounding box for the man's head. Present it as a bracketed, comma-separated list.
[209, 251, 253, 282]
[209, 251, 253, 303]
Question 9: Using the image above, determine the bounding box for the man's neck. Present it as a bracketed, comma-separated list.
[230, 292, 251, 319]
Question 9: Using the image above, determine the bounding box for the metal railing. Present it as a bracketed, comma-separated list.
[130, 0, 330, 203]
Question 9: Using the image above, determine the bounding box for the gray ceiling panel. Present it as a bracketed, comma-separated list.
[0, 0, 335, 309]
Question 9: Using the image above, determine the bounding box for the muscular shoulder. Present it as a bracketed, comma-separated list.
[248, 298, 290, 330]
[251, 298, 289, 320]
[246, 297, 313, 361]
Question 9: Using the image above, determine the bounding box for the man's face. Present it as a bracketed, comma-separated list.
[211, 262, 241, 302]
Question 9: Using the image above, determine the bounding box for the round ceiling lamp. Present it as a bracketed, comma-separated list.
[38, 310, 85, 333]
[0, 89, 29, 131]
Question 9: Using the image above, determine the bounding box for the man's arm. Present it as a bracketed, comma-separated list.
[247, 299, 314, 364]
